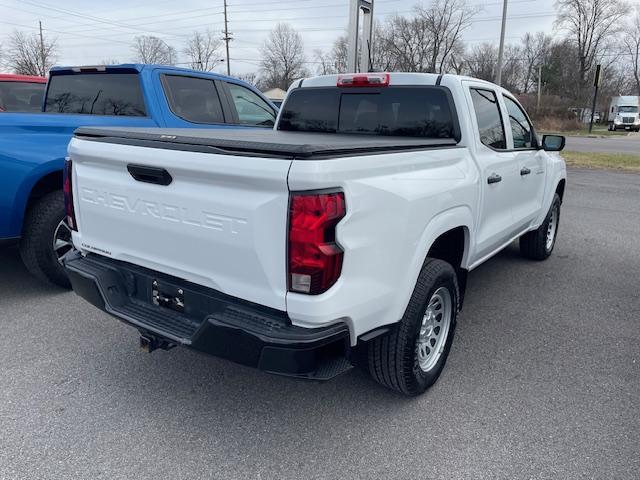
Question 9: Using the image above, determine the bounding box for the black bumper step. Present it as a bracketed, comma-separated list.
[64, 251, 352, 379]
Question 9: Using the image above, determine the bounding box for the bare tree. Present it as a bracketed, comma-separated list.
[100, 58, 120, 65]
[465, 42, 497, 81]
[521, 32, 552, 93]
[447, 42, 467, 74]
[184, 30, 223, 71]
[463, 42, 521, 90]
[331, 35, 349, 73]
[235, 72, 258, 85]
[373, 1, 477, 74]
[501, 44, 524, 92]
[7, 30, 57, 76]
[377, 14, 432, 71]
[314, 49, 335, 75]
[543, 38, 582, 100]
[624, 10, 640, 96]
[132, 35, 177, 65]
[419, 0, 478, 73]
[314, 35, 349, 75]
[260, 23, 308, 90]
[556, 0, 628, 104]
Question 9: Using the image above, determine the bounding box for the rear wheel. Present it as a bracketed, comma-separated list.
[519, 193, 561, 261]
[19, 190, 72, 288]
[366, 258, 458, 396]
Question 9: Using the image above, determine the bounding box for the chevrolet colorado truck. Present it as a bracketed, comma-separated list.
[63, 72, 567, 395]
[0, 64, 277, 287]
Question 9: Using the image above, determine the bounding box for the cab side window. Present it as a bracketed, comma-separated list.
[504, 95, 535, 149]
[470, 88, 506, 150]
[227, 83, 276, 127]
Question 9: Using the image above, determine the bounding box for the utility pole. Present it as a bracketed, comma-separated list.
[588, 64, 601, 134]
[536, 63, 542, 112]
[38, 20, 46, 77]
[223, 0, 231, 75]
[495, 0, 508, 86]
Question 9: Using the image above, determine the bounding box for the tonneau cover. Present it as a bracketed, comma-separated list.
[73, 127, 458, 160]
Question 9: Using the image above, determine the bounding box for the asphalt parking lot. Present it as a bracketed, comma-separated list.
[0, 167, 638, 480]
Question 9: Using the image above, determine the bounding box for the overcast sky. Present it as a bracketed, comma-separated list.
[0, 0, 630, 75]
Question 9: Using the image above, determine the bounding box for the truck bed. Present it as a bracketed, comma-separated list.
[74, 127, 459, 160]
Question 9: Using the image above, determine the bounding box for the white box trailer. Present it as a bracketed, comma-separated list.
[607, 96, 640, 131]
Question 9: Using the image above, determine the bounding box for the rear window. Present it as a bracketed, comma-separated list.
[44, 73, 146, 116]
[0, 82, 46, 112]
[278, 86, 458, 139]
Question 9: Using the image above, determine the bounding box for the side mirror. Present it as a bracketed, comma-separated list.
[541, 134, 565, 152]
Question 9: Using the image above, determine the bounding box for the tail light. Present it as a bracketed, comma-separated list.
[337, 73, 390, 87]
[63, 157, 77, 231]
[288, 191, 345, 295]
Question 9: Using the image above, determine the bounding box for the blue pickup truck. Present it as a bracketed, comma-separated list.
[0, 64, 278, 287]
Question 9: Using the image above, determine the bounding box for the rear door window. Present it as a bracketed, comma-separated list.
[279, 86, 458, 139]
[469, 88, 506, 149]
[162, 75, 225, 124]
[45, 73, 146, 116]
[227, 83, 276, 126]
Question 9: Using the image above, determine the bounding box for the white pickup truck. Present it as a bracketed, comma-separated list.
[63, 72, 566, 396]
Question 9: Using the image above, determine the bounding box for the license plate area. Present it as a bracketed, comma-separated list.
[152, 279, 185, 313]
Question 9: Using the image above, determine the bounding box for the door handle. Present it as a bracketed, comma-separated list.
[487, 173, 502, 184]
[127, 164, 173, 186]
[520, 167, 531, 176]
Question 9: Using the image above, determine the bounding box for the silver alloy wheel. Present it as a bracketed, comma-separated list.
[416, 287, 452, 373]
[545, 204, 559, 251]
[53, 219, 73, 265]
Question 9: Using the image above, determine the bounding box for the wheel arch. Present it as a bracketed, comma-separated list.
[409, 206, 474, 309]
[24, 169, 64, 218]
[556, 178, 566, 202]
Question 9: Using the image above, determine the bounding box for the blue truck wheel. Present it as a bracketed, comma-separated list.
[19, 190, 71, 288]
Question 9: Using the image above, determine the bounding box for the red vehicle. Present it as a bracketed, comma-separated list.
[0, 74, 47, 112]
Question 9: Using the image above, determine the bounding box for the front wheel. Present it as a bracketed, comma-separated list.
[19, 190, 72, 288]
[519, 193, 561, 261]
[366, 258, 459, 396]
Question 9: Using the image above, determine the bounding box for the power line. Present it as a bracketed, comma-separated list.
[0, 19, 134, 45]
[16, 0, 192, 38]
[64, 12, 224, 35]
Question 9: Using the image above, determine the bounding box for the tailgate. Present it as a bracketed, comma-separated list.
[68, 136, 291, 310]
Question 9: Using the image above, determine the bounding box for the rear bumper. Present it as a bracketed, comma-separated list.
[63, 251, 352, 379]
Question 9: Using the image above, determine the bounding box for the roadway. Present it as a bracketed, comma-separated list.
[564, 133, 640, 154]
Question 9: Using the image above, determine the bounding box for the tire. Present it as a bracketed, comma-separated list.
[519, 193, 561, 261]
[19, 190, 72, 288]
[367, 258, 459, 396]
